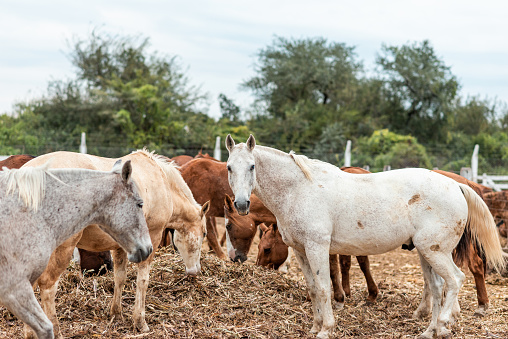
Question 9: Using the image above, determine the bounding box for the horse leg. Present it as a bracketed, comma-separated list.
[220, 229, 227, 247]
[132, 250, 156, 332]
[339, 255, 351, 297]
[304, 244, 335, 339]
[25, 234, 81, 339]
[3, 281, 54, 339]
[356, 256, 378, 303]
[206, 216, 227, 260]
[278, 246, 293, 274]
[110, 248, 128, 321]
[467, 247, 489, 317]
[330, 254, 345, 305]
[416, 251, 443, 339]
[293, 249, 320, 334]
[418, 250, 465, 338]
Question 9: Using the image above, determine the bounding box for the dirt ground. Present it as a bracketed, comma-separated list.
[1, 219, 508, 338]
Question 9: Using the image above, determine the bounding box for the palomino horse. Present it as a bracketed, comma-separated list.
[23, 150, 209, 338]
[0, 154, 113, 276]
[226, 135, 504, 339]
[0, 162, 152, 339]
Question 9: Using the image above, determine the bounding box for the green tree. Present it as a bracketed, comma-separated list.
[376, 40, 459, 143]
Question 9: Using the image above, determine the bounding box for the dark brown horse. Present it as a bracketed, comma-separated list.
[0, 154, 114, 277]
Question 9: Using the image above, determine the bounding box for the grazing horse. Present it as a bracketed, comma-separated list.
[23, 150, 209, 338]
[0, 162, 152, 339]
[257, 223, 345, 303]
[226, 135, 504, 339]
[484, 191, 508, 237]
[0, 154, 113, 276]
[223, 194, 277, 263]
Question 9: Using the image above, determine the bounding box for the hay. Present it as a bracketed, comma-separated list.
[2, 245, 508, 338]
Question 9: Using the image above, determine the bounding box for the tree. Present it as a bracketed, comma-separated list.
[376, 40, 459, 143]
[218, 93, 241, 123]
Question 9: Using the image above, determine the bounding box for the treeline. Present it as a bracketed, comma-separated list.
[1, 31, 507, 173]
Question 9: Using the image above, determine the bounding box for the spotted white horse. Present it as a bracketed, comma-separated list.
[225, 134, 504, 339]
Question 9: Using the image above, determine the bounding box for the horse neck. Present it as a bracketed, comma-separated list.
[249, 196, 277, 225]
[169, 191, 200, 227]
[252, 147, 305, 214]
[43, 174, 117, 246]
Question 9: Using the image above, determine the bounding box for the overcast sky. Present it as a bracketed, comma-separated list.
[1, 0, 507, 119]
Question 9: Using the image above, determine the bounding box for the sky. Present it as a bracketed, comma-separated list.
[1, 0, 508, 119]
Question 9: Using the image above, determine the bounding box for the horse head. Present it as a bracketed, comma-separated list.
[225, 134, 256, 215]
[224, 194, 257, 263]
[256, 223, 288, 270]
[98, 160, 153, 263]
[172, 200, 210, 276]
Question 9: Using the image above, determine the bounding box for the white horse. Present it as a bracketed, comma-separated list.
[0, 161, 152, 339]
[225, 135, 504, 339]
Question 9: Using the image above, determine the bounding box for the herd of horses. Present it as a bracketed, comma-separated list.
[0, 135, 507, 338]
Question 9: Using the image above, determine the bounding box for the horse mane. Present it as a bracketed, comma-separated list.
[288, 150, 320, 181]
[132, 148, 201, 208]
[1, 163, 50, 212]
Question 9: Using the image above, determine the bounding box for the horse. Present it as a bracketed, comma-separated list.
[22, 150, 210, 338]
[0, 161, 152, 339]
[225, 134, 504, 339]
[484, 191, 508, 237]
[257, 223, 346, 303]
[223, 194, 277, 263]
[171, 155, 194, 166]
[0, 154, 113, 276]
[0, 154, 35, 168]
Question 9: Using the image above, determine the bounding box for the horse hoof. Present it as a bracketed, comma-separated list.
[310, 325, 320, 334]
[474, 305, 488, 317]
[135, 320, 150, 333]
[334, 301, 345, 311]
[316, 331, 331, 339]
[413, 309, 428, 320]
[437, 329, 452, 339]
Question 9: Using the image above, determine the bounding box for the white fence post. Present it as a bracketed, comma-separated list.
[471, 144, 479, 183]
[79, 132, 87, 154]
[344, 140, 351, 167]
[213, 136, 221, 161]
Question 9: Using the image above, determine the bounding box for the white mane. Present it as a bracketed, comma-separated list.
[1, 163, 50, 212]
[132, 148, 201, 208]
[288, 150, 327, 182]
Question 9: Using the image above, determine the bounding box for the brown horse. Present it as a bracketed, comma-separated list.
[0, 154, 114, 276]
[484, 191, 508, 238]
[0, 154, 35, 168]
[171, 155, 194, 166]
[23, 150, 209, 338]
[224, 194, 276, 263]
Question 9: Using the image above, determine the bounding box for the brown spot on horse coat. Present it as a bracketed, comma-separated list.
[357, 221, 364, 229]
[430, 244, 440, 251]
[408, 194, 421, 205]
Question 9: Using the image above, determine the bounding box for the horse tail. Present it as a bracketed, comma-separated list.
[457, 183, 505, 273]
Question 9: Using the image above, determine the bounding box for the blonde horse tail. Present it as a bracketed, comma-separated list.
[458, 183, 505, 273]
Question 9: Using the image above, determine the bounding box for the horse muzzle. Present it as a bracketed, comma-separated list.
[185, 264, 201, 277]
[234, 200, 250, 215]
[128, 245, 153, 263]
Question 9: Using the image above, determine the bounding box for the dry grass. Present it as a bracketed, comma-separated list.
[1, 223, 508, 338]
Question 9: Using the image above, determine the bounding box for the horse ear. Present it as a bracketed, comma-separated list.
[259, 223, 268, 233]
[121, 160, 132, 183]
[225, 134, 235, 152]
[112, 159, 123, 173]
[246, 134, 256, 151]
[224, 194, 235, 213]
[200, 200, 210, 217]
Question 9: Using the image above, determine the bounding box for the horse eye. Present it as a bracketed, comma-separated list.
[250, 165, 255, 171]
[264, 248, 271, 254]
[226, 223, 232, 231]
[227, 165, 232, 172]
[137, 202, 144, 208]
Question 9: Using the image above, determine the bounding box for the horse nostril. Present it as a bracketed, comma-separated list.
[234, 201, 239, 210]
[246, 201, 250, 209]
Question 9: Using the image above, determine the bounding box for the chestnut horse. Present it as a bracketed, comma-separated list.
[23, 150, 209, 338]
[484, 191, 508, 238]
[0, 154, 113, 276]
